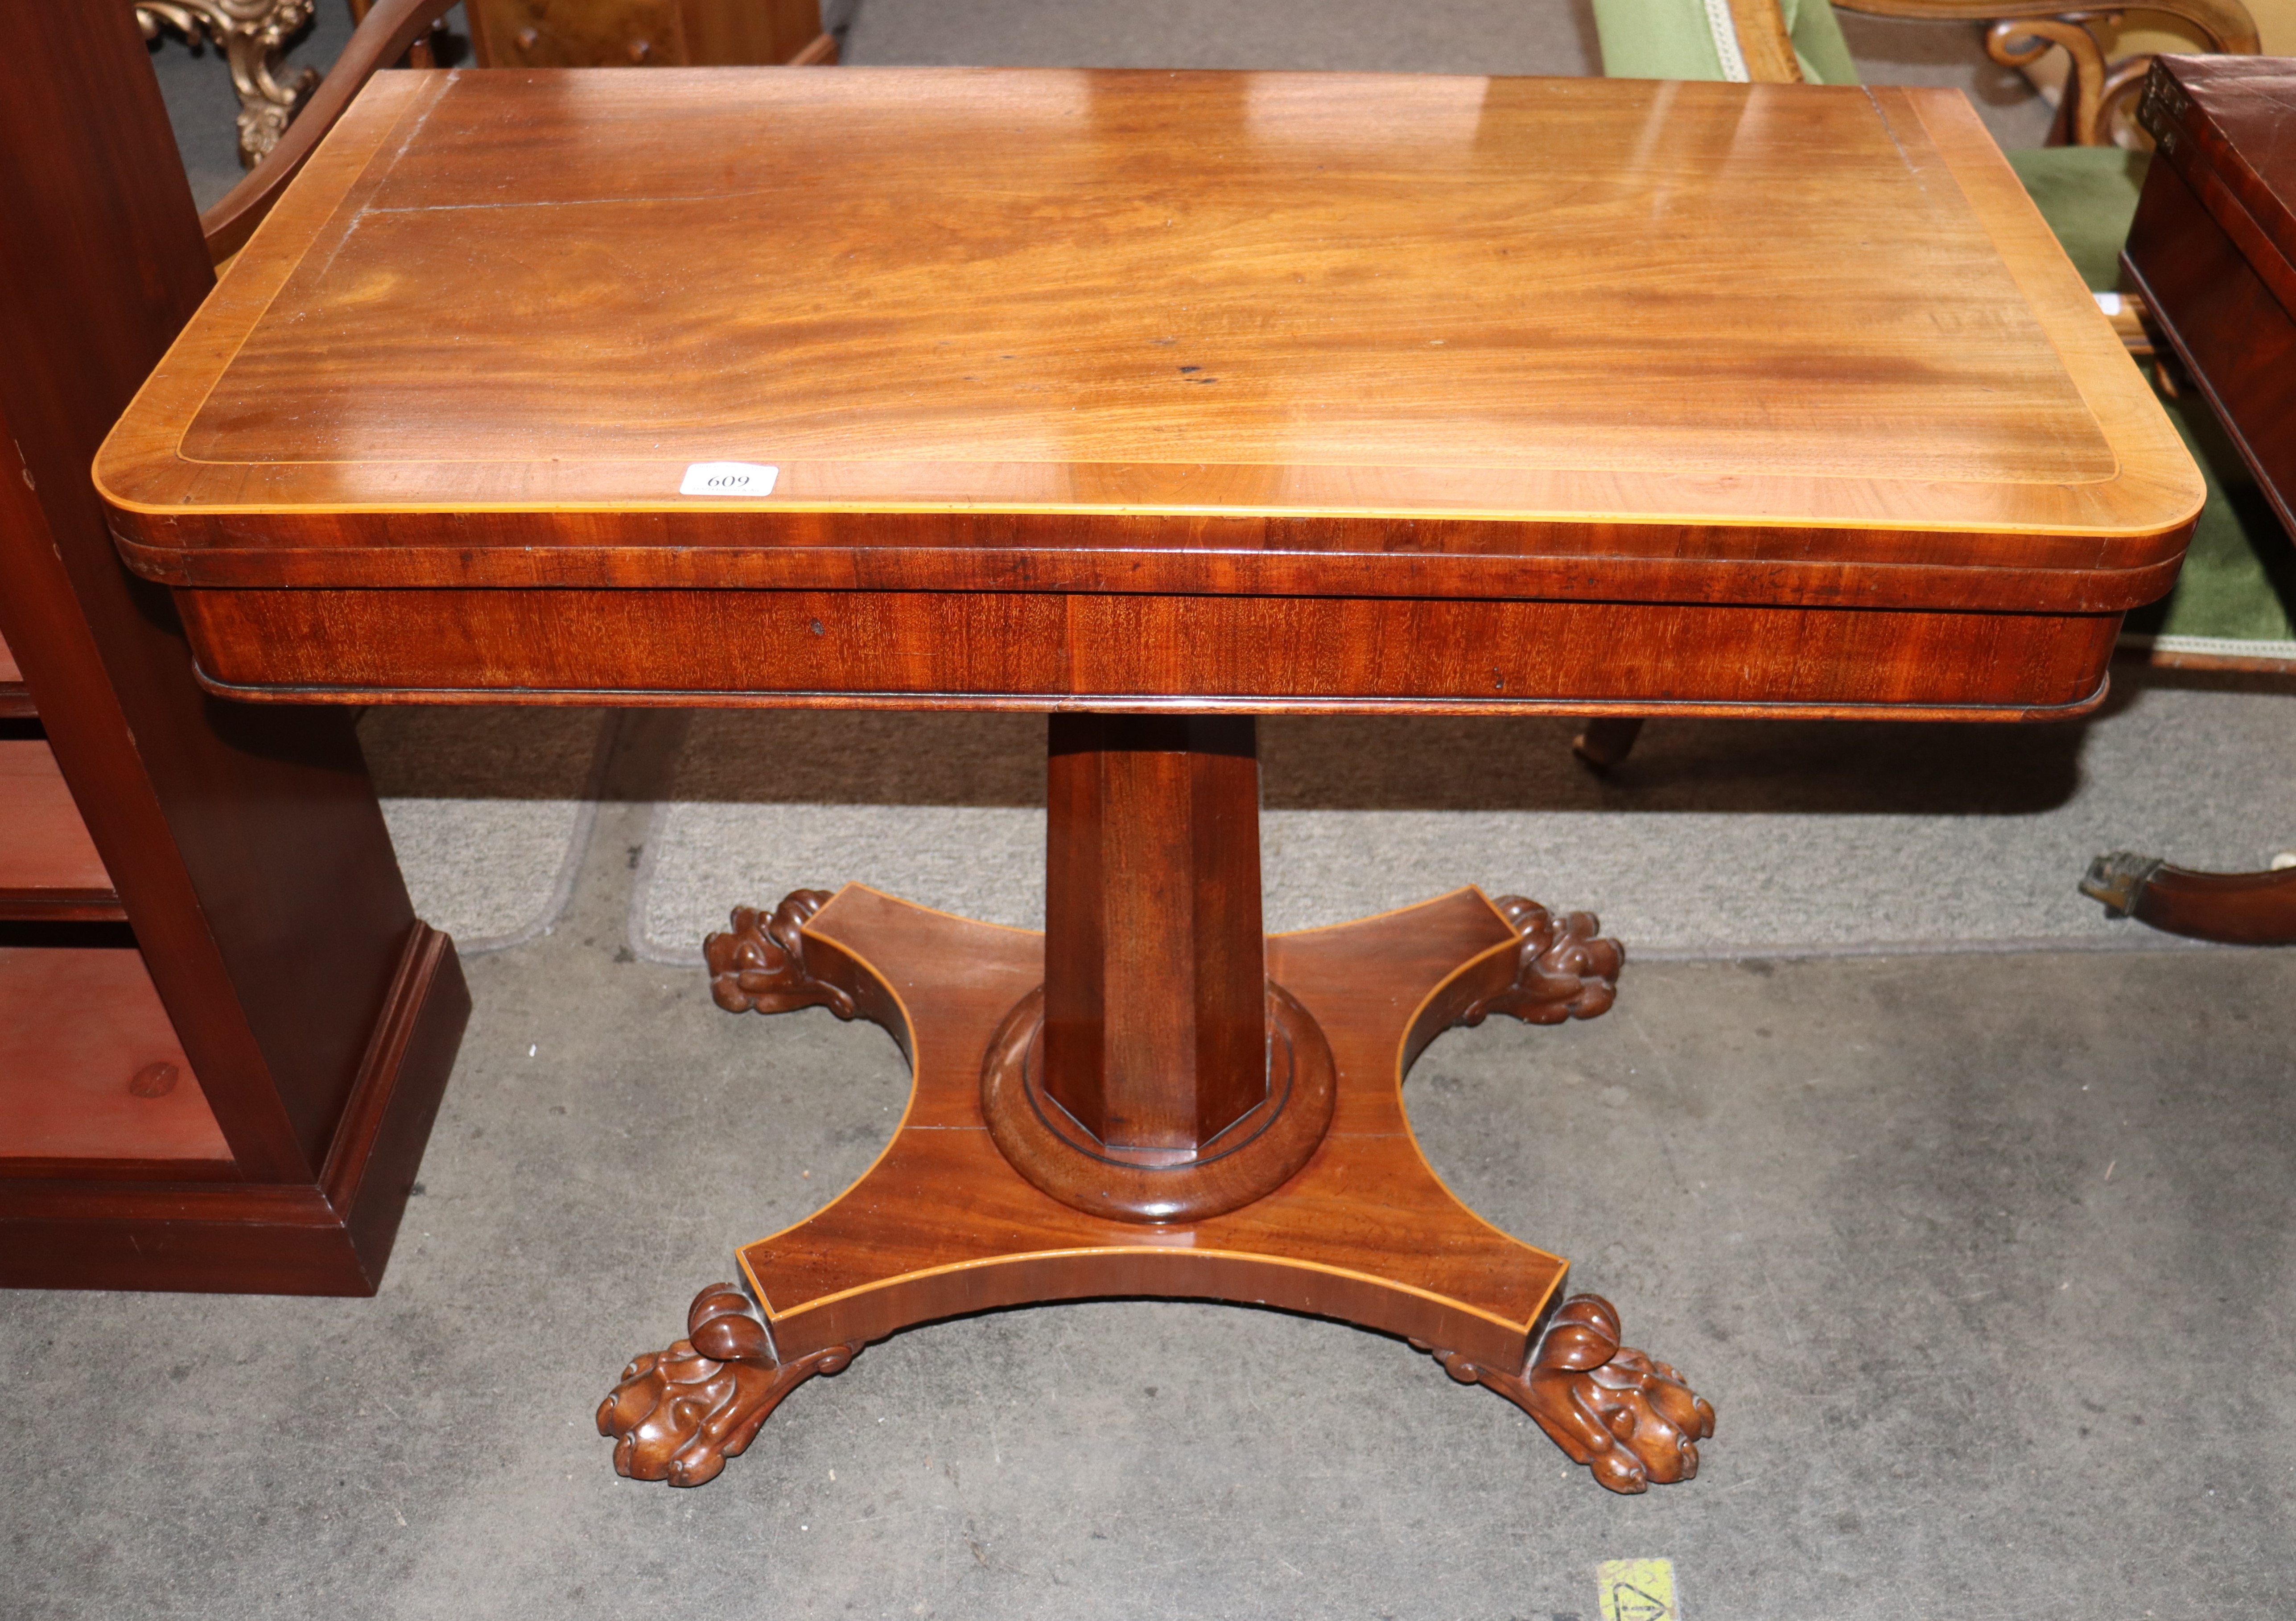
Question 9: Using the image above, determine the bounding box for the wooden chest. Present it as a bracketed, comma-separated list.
[462, 0, 834, 69]
[2128, 54, 2296, 536]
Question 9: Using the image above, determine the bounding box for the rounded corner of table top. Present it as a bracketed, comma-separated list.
[91, 429, 189, 573]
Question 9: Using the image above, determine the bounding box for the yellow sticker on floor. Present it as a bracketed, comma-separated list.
[1596, 1558, 1680, 1621]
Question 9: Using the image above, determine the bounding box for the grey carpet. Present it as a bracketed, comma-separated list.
[635, 665, 2296, 961]
[6, 807, 2292, 1621]
[843, 0, 1602, 76]
[360, 707, 610, 951]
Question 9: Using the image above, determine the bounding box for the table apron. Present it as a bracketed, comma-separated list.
[171, 586, 2121, 717]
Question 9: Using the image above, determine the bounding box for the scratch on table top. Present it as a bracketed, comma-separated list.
[1862, 86, 1931, 199]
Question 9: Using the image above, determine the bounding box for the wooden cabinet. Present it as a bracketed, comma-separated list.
[0, 3, 467, 1294]
[462, 0, 835, 68]
[2130, 56, 2296, 540]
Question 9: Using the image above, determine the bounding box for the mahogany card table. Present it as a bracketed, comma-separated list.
[99, 66, 2198, 1493]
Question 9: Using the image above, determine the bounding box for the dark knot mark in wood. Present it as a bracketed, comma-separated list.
[980, 979, 1337, 1224]
[1422, 1293, 1714, 1493]
[705, 889, 856, 1018]
[598, 1283, 860, 1487]
[1460, 896, 1624, 1026]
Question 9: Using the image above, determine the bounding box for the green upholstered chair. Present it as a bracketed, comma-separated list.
[1596, 0, 1859, 85]
[1591, 0, 2257, 295]
[1569, 0, 2285, 774]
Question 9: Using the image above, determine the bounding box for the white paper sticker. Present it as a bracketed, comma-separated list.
[2093, 291, 2125, 316]
[680, 461, 779, 497]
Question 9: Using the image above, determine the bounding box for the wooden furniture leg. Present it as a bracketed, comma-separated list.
[2082, 851, 2296, 945]
[602, 719, 1714, 1492]
[1571, 716, 1646, 774]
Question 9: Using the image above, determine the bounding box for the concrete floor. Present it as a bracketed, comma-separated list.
[7, 796, 2293, 1621]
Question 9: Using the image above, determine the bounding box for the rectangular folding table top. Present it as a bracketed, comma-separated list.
[95, 69, 2199, 713]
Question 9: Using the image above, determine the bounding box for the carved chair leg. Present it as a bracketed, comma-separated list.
[1425, 1294, 1715, 1494]
[598, 1283, 859, 1486]
[2082, 852, 2296, 946]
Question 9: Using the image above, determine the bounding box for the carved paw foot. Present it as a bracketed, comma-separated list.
[1462, 897, 1624, 1024]
[1437, 1294, 1713, 1493]
[705, 889, 855, 1017]
[598, 1283, 855, 1486]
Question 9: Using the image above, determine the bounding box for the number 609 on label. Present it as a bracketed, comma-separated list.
[679, 461, 779, 496]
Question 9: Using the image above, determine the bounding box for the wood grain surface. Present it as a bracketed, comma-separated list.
[0, 923, 471, 1291]
[2111, 860, 2296, 945]
[0, 944, 228, 1167]
[101, 69, 2197, 605]
[462, 0, 833, 70]
[166, 581, 2126, 716]
[2130, 57, 2296, 539]
[1040, 716, 1266, 1153]
[2141, 55, 2296, 275]
[732, 885, 1571, 1372]
[0, 631, 29, 717]
[0, 740, 121, 919]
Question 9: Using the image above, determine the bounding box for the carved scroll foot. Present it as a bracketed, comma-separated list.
[1461, 896, 1624, 1025]
[705, 889, 856, 1017]
[1430, 1294, 1714, 1493]
[598, 1284, 857, 1486]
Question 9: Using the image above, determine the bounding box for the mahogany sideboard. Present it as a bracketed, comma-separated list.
[98, 66, 2197, 1487]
